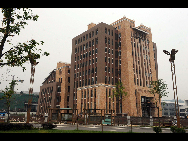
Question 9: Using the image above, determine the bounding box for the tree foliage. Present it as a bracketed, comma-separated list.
[111, 81, 127, 101]
[0, 8, 49, 71]
[0, 80, 17, 123]
[149, 79, 169, 99]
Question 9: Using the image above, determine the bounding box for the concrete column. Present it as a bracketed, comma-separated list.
[44, 113, 48, 123]
[25, 113, 27, 122]
[5, 113, 8, 122]
[127, 116, 130, 125]
[150, 116, 153, 126]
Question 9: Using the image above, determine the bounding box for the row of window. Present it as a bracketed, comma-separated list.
[75, 29, 98, 45]
[80, 88, 115, 113]
[74, 67, 97, 78]
[74, 57, 98, 70]
[81, 89, 96, 99]
[105, 27, 114, 36]
[75, 38, 98, 53]
[75, 48, 98, 62]
[74, 76, 98, 88]
[132, 31, 153, 88]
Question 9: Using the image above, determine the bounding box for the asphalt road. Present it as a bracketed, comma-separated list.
[54, 124, 175, 133]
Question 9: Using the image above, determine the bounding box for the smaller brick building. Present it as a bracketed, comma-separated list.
[37, 62, 71, 116]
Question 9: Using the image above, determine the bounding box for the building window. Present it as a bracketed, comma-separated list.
[108, 58, 110, 63]
[119, 33, 121, 38]
[119, 50, 121, 56]
[108, 38, 110, 45]
[84, 91, 86, 98]
[91, 90, 93, 97]
[85, 79, 87, 86]
[88, 78, 90, 85]
[108, 29, 110, 35]
[105, 28, 107, 34]
[95, 48, 98, 54]
[95, 38, 98, 45]
[91, 77, 94, 85]
[119, 59, 121, 65]
[96, 28, 98, 35]
[94, 89, 96, 98]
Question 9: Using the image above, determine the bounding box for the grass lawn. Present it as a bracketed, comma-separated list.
[0, 129, 135, 133]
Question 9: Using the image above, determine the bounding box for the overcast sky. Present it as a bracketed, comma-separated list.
[0, 8, 188, 101]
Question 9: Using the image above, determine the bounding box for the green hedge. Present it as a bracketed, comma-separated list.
[170, 126, 186, 133]
[42, 123, 56, 129]
[0, 123, 33, 131]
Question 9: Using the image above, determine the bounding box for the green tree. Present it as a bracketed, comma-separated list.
[149, 79, 169, 119]
[0, 80, 17, 123]
[149, 79, 169, 102]
[111, 81, 127, 113]
[0, 8, 49, 71]
[112, 81, 127, 99]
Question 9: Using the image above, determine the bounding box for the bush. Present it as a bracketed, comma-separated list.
[42, 123, 56, 129]
[0, 123, 33, 131]
[153, 127, 162, 133]
[170, 126, 185, 133]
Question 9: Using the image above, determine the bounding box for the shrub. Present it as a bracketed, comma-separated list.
[153, 127, 162, 133]
[42, 123, 56, 129]
[0, 123, 33, 131]
[170, 126, 185, 133]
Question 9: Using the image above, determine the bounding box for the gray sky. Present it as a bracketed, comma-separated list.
[0, 8, 188, 101]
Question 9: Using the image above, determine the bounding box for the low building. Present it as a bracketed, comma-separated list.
[36, 62, 71, 116]
[179, 100, 188, 118]
[161, 99, 184, 117]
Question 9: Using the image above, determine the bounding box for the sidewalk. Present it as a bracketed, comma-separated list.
[54, 123, 160, 133]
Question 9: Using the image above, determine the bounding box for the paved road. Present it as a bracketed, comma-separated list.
[54, 124, 174, 133]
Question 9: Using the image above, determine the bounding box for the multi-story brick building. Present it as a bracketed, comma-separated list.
[70, 16, 161, 117]
[37, 62, 71, 116]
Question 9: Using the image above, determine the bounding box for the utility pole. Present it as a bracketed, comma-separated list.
[26, 54, 39, 123]
[163, 49, 180, 128]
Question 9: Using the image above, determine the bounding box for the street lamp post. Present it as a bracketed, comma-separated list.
[163, 49, 180, 128]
